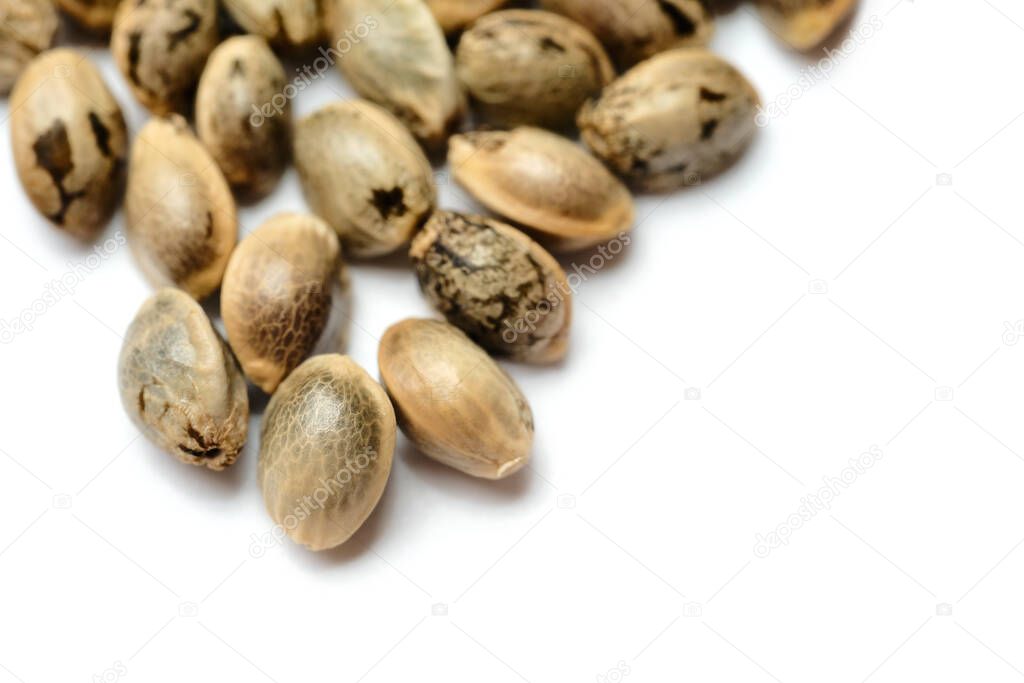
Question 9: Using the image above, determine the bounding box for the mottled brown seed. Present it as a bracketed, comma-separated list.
[259, 354, 396, 551]
[756, 0, 858, 50]
[411, 211, 571, 363]
[125, 115, 237, 300]
[10, 49, 127, 239]
[0, 0, 58, 95]
[221, 213, 349, 394]
[294, 100, 436, 257]
[331, 0, 465, 148]
[223, 0, 326, 46]
[425, 0, 507, 34]
[55, 0, 117, 31]
[539, 0, 713, 68]
[110, 0, 218, 115]
[118, 288, 248, 471]
[578, 48, 760, 192]
[455, 9, 614, 130]
[449, 127, 634, 251]
[379, 318, 533, 479]
[196, 36, 290, 201]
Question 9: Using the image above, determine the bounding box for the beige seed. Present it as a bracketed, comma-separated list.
[196, 36, 290, 201]
[578, 48, 760, 192]
[223, 0, 326, 46]
[379, 318, 533, 479]
[455, 9, 614, 130]
[221, 213, 348, 394]
[118, 288, 249, 471]
[55, 0, 117, 31]
[10, 49, 127, 239]
[111, 0, 219, 115]
[411, 210, 571, 363]
[294, 100, 436, 258]
[448, 127, 634, 251]
[425, 0, 507, 34]
[259, 354, 396, 551]
[0, 0, 58, 95]
[331, 0, 465, 148]
[125, 115, 237, 300]
[756, 0, 858, 51]
[538, 0, 713, 68]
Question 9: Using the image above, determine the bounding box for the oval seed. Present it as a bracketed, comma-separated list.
[448, 127, 634, 251]
[379, 318, 533, 479]
[578, 48, 760, 192]
[125, 115, 237, 300]
[10, 49, 127, 239]
[756, 0, 858, 50]
[331, 0, 465, 148]
[259, 355, 396, 551]
[196, 36, 290, 201]
[455, 10, 613, 130]
[111, 0, 218, 115]
[425, 0, 507, 34]
[0, 0, 58, 95]
[221, 213, 348, 394]
[223, 0, 325, 46]
[538, 0, 713, 68]
[294, 100, 436, 257]
[55, 0, 118, 31]
[118, 288, 249, 470]
[410, 210, 571, 363]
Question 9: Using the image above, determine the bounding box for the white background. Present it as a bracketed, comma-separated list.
[2, 0, 1024, 680]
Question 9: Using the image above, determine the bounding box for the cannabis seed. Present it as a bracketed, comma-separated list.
[0, 0, 58, 95]
[223, 0, 326, 47]
[756, 0, 858, 51]
[55, 0, 117, 31]
[425, 0, 507, 34]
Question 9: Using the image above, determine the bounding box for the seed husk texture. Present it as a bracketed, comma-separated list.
[448, 127, 635, 251]
[379, 319, 533, 479]
[455, 9, 614, 130]
[411, 211, 571, 363]
[0, 0, 58, 95]
[10, 49, 127, 239]
[111, 0, 219, 115]
[196, 35, 290, 201]
[331, 0, 464, 147]
[259, 354, 396, 551]
[578, 48, 760, 192]
[56, 0, 118, 31]
[125, 115, 237, 300]
[538, 0, 713, 68]
[756, 0, 858, 50]
[221, 213, 347, 394]
[118, 288, 249, 470]
[425, 0, 507, 33]
[294, 100, 436, 257]
[223, 0, 326, 46]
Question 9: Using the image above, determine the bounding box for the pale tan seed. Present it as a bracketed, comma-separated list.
[455, 9, 614, 130]
[448, 127, 634, 251]
[756, 0, 858, 50]
[379, 318, 533, 479]
[55, 0, 117, 31]
[196, 35, 290, 201]
[223, 0, 326, 46]
[259, 354, 396, 551]
[125, 115, 237, 300]
[410, 210, 571, 363]
[425, 0, 506, 34]
[10, 49, 127, 239]
[221, 213, 349, 394]
[294, 100, 436, 258]
[578, 48, 760, 192]
[0, 0, 58, 95]
[118, 288, 249, 471]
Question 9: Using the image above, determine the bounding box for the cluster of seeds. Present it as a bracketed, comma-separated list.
[6, 0, 858, 551]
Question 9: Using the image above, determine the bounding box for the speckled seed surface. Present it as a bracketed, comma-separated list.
[221, 213, 346, 394]
[125, 115, 237, 299]
[425, 0, 507, 33]
[196, 35, 290, 201]
[411, 211, 571, 363]
[0, 0, 58, 95]
[10, 49, 127, 239]
[756, 0, 858, 50]
[294, 100, 436, 257]
[448, 127, 635, 251]
[539, 0, 713, 68]
[378, 318, 533, 479]
[259, 355, 396, 551]
[55, 0, 118, 30]
[223, 0, 326, 46]
[118, 288, 249, 470]
[455, 9, 614, 130]
[110, 0, 219, 115]
[578, 48, 760, 192]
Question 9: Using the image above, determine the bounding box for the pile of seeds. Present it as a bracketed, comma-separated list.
[5, 0, 858, 551]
